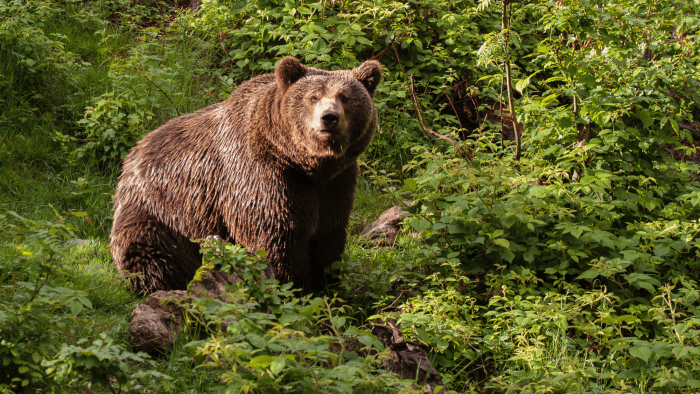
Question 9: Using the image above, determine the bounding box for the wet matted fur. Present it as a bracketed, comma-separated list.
[110, 57, 382, 292]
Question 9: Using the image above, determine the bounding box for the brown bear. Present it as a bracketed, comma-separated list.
[110, 57, 382, 293]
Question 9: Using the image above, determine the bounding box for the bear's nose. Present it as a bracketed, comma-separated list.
[321, 111, 340, 130]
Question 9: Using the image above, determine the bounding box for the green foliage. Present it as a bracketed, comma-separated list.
[0, 0, 79, 85]
[524, 0, 699, 177]
[0, 209, 137, 393]
[183, 237, 426, 393]
[0, 210, 85, 392]
[0, 209, 163, 393]
[3, 0, 700, 392]
[44, 334, 170, 394]
[73, 91, 155, 163]
[364, 0, 700, 389]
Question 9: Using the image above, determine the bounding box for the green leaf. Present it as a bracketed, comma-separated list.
[670, 118, 679, 133]
[70, 301, 84, 316]
[402, 178, 417, 192]
[356, 36, 372, 46]
[579, 75, 596, 88]
[493, 238, 510, 249]
[410, 219, 430, 233]
[539, 94, 559, 107]
[358, 335, 374, 347]
[673, 345, 690, 359]
[552, 372, 576, 383]
[279, 313, 302, 324]
[629, 345, 652, 363]
[544, 76, 566, 83]
[358, 335, 383, 351]
[577, 270, 599, 280]
[515, 78, 530, 94]
[270, 357, 285, 374]
[331, 317, 346, 329]
[654, 243, 671, 257]
[248, 355, 274, 368]
[639, 109, 653, 129]
[415, 328, 430, 343]
[616, 369, 641, 379]
[246, 334, 267, 349]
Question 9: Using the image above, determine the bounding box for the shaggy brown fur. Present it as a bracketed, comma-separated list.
[110, 57, 382, 293]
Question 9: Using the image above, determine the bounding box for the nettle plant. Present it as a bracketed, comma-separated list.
[176, 0, 506, 170]
[0, 210, 164, 394]
[395, 0, 700, 297]
[370, 0, 700, 390]
[183, 237, 427, 394]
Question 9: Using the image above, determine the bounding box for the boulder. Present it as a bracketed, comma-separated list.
[129, 270, 240, 354]
[361, 206, 405, 246]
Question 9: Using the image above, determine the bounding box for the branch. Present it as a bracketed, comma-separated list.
[381, 289, 413, 313]
[141, 71, 181, 117]
[387, 33, 472, 164]
[443, 91, 465, 129]
[409, 75, 473, 165]
[502, 0, 521, 161]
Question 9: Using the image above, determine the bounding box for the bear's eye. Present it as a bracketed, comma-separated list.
[339, 94, 349, 104]
[310, 96, 318, 103]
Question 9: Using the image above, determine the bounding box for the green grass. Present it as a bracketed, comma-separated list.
[4, 0, 700, 393]
[0, 2, 409, 392]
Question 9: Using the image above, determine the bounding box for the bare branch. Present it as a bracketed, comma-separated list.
[409, 75, 473, 165]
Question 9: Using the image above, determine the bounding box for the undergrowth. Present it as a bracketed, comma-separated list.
[1, 0, 700, 393]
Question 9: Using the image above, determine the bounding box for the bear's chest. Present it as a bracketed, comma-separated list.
[284, 176, 323, 236]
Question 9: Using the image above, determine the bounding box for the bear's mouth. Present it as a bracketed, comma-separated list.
[315, 130, 343, 151]
[316, 130, 338, 140]
[318, 128, 339, 135]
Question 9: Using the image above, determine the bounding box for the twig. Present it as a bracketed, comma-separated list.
[57, 332, 84, 339]
[388, 30, 409, 80]
[387, 33, 471, 164]
[444, 91, 464, 129]
[502, 0, 521, 161]
[469, 95, 481, 126]
[499, 71, 505, 148]
[141, 71, 181, 117]
[409, 75, 473, 165]
[381, 289, 412, 313]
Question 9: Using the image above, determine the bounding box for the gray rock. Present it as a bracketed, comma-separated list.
[361, 206, 405, 246]
[129, 290, 188, 355]
[129, 270, 240, 354]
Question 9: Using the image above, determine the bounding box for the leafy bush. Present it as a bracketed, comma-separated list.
[3, 0, 700, 391]
[0, 0, 79, 85]
[44, 334, 170, 394]
[0, 210, 164, 393]
[360, 0, 700, 389]
[0, 210, 89, 392]
[73, 91, 155, 163]
[182, 237, 429, 393]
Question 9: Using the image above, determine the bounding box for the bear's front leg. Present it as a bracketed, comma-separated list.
[308, 165, 358, 292]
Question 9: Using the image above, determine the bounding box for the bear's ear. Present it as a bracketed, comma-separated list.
[276, 57, 307, 90]
[353, 60, 382, 97]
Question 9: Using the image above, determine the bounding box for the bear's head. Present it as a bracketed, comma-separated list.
[273, 57, 382, 180]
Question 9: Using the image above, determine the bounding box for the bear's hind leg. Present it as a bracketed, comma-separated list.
[111, 213, 201, 293]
